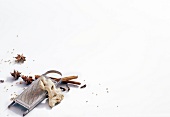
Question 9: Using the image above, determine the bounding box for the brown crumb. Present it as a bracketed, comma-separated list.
[15, 54, 26, 63]
[60, 87, 66, 91]
[11, 70, 21, 80]
[21, 75, 34, 85]
[35, 75, 41, 79]
[10, 97, 15, 101]
[0, 80, 4, 83]
[80, 84, 86, 89]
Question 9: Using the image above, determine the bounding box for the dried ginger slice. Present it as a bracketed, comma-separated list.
[39, 76, 64, 107]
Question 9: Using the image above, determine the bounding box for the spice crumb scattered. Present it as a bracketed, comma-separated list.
[0, 80, 4, 83]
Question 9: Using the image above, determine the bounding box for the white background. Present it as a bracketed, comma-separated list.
[0, 0, 170, 117]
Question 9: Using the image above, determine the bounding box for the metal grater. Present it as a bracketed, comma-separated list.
[8, 72, 62, 116]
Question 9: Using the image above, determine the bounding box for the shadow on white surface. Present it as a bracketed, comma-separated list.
[8, 103, 27, 116]
[6, 76, 14, 83]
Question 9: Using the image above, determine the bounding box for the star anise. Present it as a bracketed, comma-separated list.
[15, 54, 26, 63]
[11, 70, 21, 80]
[21, 75, 34, 85]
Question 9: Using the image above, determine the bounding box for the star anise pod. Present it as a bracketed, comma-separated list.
[11, 70, 21, 80]
[15, 54, 26, 63]
[21, 75, 34, 85]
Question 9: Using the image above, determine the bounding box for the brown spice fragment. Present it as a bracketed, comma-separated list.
[50, 76, 81, 85]
[62, 76, 78, 81]
[21, 75, 34, 85]
[0, 80, 4, 83]
[35, 75, 41, 79]
[50, 76, 78, 82]
[63, 81, 81, 85]
[15, 54, 26, 63]
[80, 84, 86, 89]
[11, 70, 21, 80]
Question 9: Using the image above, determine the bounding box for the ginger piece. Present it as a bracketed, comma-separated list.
[39, 76, 64, 108]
